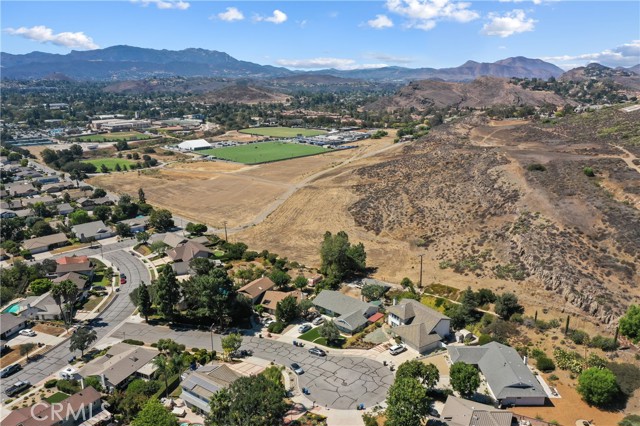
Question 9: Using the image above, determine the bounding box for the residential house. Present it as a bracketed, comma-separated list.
[34, 175, 60, 185]
[167, 240, 211, 264]
[53, 272, 90, 300]
[0, 209, 17, 219]
[387, 299, 450, 354]
[22, 233, 69, 254]
[312, 290, 378, 334]
[0, 313, 27, 340]
[448, 342, 548, 406]
[238, 277, 276, 304]
[118, 216, 149, 233]
[1, 199, 24, 210]
[76, 197, 95, 208]
[440, 396, 514, 426]
[19, 293, 62, 321]
[2, 386, 108, 426]
[6, 182, 37, 197]
[78, 342, 158, 391]
[163, 233, 188, 248]
[55, 256, 94, 278]
[91, 197, 114, 206]
[261, 290, 303, 315]
[57, 203, 74, 216]
[26, 195, 56, 206]
[13, 209, 35, 218]
[41, 183, 66, 193]
[181, 363, 242, 414]
[72, 220, 115, 242]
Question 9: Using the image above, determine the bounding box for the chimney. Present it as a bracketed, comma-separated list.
[80, 377, 85, 389]
[523, 355, 528, 365]
[393, 298, 397, 306]
[100, 374, 106, 389]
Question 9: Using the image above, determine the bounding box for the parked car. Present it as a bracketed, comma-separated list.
[0, 364, 22, 378]
[262, 318, 275, 327]
[120, 278, 127, 285]
[19, 329, 36, 337]
[290, 363, 304, 375]
[308, 347, 326, 357]
[119, 273, 126, 279]
[298, 324, 312, 334]
[389, 344, 406, 355]
[311, 316, 325, 326]
[5, 380, 31, 397]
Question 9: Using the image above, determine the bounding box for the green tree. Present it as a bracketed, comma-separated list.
[221, 333, 243, 360]
[620, 305, 640, 343]
[69, 209, 91, 225]
[299, 299, 313, 318]
[275, 295, 300, 324]
[385, 377, 431, 426]
[152, 354, 179, 398]
[400, 277, 413, 288]
[149, 209, 174, 232]
[319, 320, 342, 346]
[138, 187, 146, 204]
[494, 292, 524, 319]
[92, 188, 107, 198]
[269, 269, 291, 290]
[30, 201, 50, 218]
[92, 205, 111, 223]
[577, 367, 619, 406]
[100, 164, 109, 173]
[69, 327, 97, 356]
[30, 220, 54, 237]
[396, 360, 439, 388]
[449, 362, 481, 397]
[154, 267, 180, 321]
[20, 342, 37, 360]
[206, 375, 287, 426]
[131, 398, 178, 426]
[138, 282, 152, 323]
[319, 231, 366, 284]
[619, 415, 640, 426]
[185, 222, 207, 236]
[361, 284, 385, 301]
[116, 222, 132, 237]
[136, 231, 150, 244]
[190, 258, 215, 276]
[30, 278, 53, 295]
[293, 275, 308, 289]
[51, 280, 79, 326]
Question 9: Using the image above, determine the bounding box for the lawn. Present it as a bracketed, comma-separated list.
[199, 142, 327, 164]
[45, 392, 69, 403]
[70, 132, 154, 142]
[82, 158, 136, 171]
[213, 250, 225, 257]
[80, 296, 104, 311]
[298, 327, 346, 348]
[239, 127, 326, 138]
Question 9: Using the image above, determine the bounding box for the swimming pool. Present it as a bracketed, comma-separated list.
[2, 303, 20, 314]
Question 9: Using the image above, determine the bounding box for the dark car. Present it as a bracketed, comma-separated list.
[308, 347, 326, 357]
[290, 363, 304, 375]
[5, 380, 31, 397]
[120, 273, 126, 279]
[0, 364, 22, 378]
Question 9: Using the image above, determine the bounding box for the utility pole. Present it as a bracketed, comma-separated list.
[418, 254, 425, 288]
[223, 220, 228, 242]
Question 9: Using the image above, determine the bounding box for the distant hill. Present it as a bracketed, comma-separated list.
[561, 63, 640, 93]
[1, 45, 564, 82]
[365, 76, 568, 111]
[628, 64, 640, 74]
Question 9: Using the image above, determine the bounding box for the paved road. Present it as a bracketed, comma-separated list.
[0, 243, 150, 401]
[115, 322, 393, 410]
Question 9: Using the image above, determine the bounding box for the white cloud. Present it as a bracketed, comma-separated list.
[4, 25, 98, 50]
[276, 57, 387, 70]
[481, 9, 536, 37]
[499, 0, 558, 4]
[131, 0, 190, 10]
[297, 20, 308, 29]
[255, 10, 288, 24]
[217, 7, 244, 22]
[385, 0, 480, 31]
[367, 14, 394, 29]
[543, 40, 640, 69]
[364, 53, 414, 64]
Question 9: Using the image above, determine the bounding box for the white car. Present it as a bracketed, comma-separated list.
[389, 344, 406, 355]
[298, 324, 312, 333]
[312, 316, 325, 326]
[19, 329, 36, 337]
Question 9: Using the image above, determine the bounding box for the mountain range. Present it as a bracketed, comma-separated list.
[1, 45, 567, 82]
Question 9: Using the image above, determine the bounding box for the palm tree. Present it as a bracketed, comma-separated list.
[51, 282, 66, 323]
[51, 280, 80, 327]
[153, 353, 186, 398]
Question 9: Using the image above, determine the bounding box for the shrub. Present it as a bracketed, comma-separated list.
[478, 334, 493, 345]
[268, 321, 285, 334]
[583, 167, 595, 177]
[619, 414, 640, 426]
[548, 374, 559, 381]
[56, 379, 80, 394]
[577, 367, 619, 406]
[122, 339, 145, 346]
[44, 379, 58, 389]
[536, 356, 556, 372]
[588, 335, 618, 351]
[569, 329, 590, 345]
[527, 163, 546, 171]
[362, 413, 378, 426]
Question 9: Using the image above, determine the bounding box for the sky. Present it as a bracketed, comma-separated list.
[1, 1, 639, 70]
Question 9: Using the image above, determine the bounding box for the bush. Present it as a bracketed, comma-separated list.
[583, 167, 595, 177]
[56, 379, 80, 394]
[362, 413, 378, 426]
[152, 374, 180, 399]
[268, 321, 285, 334]
[527, 163, 546, 171]
[122, 339, 145, 346]
[588, 335, 618, 351]
[536, 356, 556, 372]
[577, 367, 619, 406]
[44, 379, 58, 389]
[569, 329, 590, 345]
[619, 414, 640, 426]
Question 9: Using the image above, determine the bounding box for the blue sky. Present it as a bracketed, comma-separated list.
[1, 1, 639, 70]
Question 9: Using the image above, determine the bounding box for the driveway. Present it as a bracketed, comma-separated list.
[111, 322, 393, 410]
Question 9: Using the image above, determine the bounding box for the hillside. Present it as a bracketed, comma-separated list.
[365, 76, 568, 111]
[560, 63, 640, 93]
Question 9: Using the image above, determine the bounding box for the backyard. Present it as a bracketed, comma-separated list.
[199, 141, 327, 164]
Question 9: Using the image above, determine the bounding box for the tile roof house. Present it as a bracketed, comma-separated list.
[312, 290, 378, 334]
[22, 232, 69, 254]
[2, 386, 106, 426]
[387, 299, 450, 354]
[238, 277, 276, 304]
[441, 396, 514, 426]
[72, 220, 115, 242]
[55, 257, 94, 277]
[261, 290, 304, 315]
[0, 313, 27, 340]
[181, 363, 242, 414]
[78, 342, 158, 391]
[53, 272, 91, 299]
[167, 240, 211, 263]
[448, 342, 548, 406]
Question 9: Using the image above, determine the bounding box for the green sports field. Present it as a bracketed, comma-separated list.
[238, 127, 327, 138]
[82, 158, 136, 171]
[70, 132, 153, 142]
[199, 142, 327, 164]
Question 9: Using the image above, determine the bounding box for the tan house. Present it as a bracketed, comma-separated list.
[22, 233, 69, 254]
[261, 290, 303, 315]
[238, 277, 276, 304]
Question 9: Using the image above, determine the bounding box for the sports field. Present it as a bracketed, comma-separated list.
[239, 127, 326, 138]
[70, 132, 154, 142]
[199, 142, 327, 164]
[82, 158, 136, 171]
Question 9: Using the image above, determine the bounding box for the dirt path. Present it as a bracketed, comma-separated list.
[614, 144, 640, 173]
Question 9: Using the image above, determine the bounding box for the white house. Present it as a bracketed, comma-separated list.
[387, 299, 450, 354]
